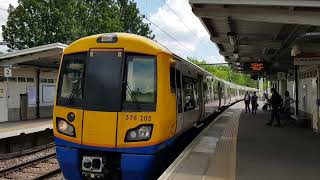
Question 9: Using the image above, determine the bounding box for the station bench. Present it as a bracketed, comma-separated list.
[290, 114, 311, 128]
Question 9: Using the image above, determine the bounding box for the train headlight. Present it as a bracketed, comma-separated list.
[57, 118, 76, 137]
[125, 124, 153, 142]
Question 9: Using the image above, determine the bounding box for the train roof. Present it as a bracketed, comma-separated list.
[174, 54, 257, 91]
[64, 33, 172, 55]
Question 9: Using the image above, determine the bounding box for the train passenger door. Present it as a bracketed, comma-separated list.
[174, 63, 184, 133]
[197, 75, 204, 120]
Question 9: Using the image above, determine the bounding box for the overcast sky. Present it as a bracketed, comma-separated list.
[0, 0, 224, 63]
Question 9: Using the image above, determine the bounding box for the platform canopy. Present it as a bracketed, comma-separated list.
[189, 0, 320, 77]
[0, 43, 67, 69]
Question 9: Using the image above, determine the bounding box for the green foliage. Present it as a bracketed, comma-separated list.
[76, 0, 123, 37]
[2, 0, 154, 50]
[187, 57, 258, 88]
[263, 80, 268, 90]
[118, 0, 155, 39]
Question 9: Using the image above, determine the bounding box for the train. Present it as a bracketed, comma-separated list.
[53, 33, 256, 180]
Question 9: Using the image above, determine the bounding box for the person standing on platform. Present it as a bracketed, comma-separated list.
[244, 91, 251, 113]
[266, 88, 282, 127]
[251, 91, 258, 114]
[283, 90, 295, 124]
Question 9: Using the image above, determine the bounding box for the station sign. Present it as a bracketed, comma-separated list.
[250, 63, 264, 71]
[3, 67, 12, 77]
[242, 62, 265, 72]
[294, 57, 320, 65]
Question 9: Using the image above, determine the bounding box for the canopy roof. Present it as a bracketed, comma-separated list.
[0, 43, 67, 69]
[190, 0, 320, 76]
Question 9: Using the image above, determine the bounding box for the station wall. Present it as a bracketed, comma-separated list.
[287, 65, 319, 131]
[0, 67, 57, 121]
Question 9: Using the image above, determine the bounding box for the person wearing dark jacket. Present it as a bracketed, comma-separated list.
[266, 88, 282, 126]
[251, 91, 258, 114]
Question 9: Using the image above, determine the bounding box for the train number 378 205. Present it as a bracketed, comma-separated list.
[125, 115, 152, 121]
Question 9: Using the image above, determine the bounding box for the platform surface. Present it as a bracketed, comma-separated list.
[204, 100, 220, 118]
[159, 102, 320, 180]
[0, 118, 52, 139]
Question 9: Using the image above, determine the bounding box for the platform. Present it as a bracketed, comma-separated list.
[159, 102, 320, 180]
[203, 100, 220, 118]
[0, 118, 52, 139]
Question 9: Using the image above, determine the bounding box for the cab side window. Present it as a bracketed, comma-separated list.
[183, 76, 198, 111]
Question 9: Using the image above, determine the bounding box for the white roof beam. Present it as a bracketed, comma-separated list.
[220, 51, 273, 59]
[0, 49, 62, 66]
[193, 7, 320, 26]
[219, 51, 234, 56]
[299, 43, 320, 53]
[211, 37, 282, 49]
[190, 0, 320, 8]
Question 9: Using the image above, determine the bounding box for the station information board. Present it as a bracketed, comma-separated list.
[250, 63, 264, 71]
[243, 62, 265, 72]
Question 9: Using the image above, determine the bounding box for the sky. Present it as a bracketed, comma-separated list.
[0, 0, 224, 63]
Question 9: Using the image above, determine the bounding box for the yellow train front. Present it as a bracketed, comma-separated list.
[53, 33, 250, 179]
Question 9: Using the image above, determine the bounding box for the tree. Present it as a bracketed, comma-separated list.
[187, 57, 258, 88]
[2, 0, 154, 50]
[76, 0, 123, 37]
[3, 0, 81, 50]
[117, 0, 154, 39]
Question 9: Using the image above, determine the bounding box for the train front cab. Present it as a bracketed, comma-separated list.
[53, 34, 180, 180]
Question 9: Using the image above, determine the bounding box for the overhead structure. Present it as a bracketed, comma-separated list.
[189, 0, 320, 76]
[0, 43, 67, 69]
[0, 43, 66, 122]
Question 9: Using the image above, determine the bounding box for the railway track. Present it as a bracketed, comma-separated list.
[0, 143, 56, 160]
[0, 152, 61, 179]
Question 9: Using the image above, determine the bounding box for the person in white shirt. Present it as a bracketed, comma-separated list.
[283, 90, 295, 125]
[244, 91, 251, 113]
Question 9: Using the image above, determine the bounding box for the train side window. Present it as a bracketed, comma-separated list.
[183, 76, 196, 111]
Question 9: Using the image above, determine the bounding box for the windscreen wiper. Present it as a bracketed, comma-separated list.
[67, 79, 81, 104]
[126, 82, 141, 110]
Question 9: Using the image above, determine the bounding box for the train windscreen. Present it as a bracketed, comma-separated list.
[122, 55, 156, 112]
[56, 52, 86, 107]
[57, 51, 156, 112]
[84, 50, 123, 111]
